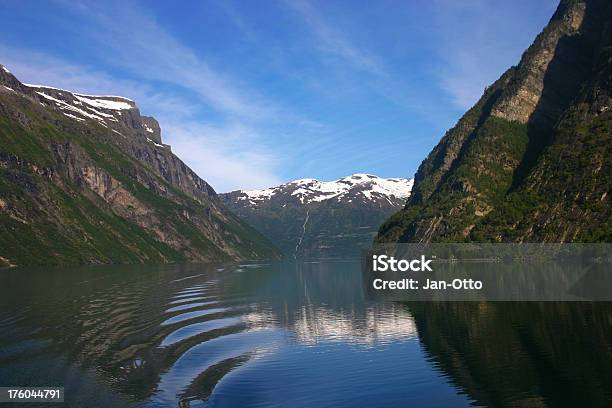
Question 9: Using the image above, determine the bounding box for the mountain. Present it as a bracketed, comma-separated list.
[377, 0, 611, 244]
[221, 174, 413, 258]
[0, 65, 279, 267]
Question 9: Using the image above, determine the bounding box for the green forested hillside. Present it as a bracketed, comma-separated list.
[377, 0, 611, 243]
[0, 67, 279, 267]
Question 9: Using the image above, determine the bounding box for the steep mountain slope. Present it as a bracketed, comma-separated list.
[0, 65, 279, 267]
[221, 174, 413, 258]
[377, 0, 611, 244]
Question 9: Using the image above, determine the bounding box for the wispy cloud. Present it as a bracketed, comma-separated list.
[430, 0, 557, 109]
[285, 0, 388, 78]
[57, 0, 279, 121]
[280, 0, 454, 128]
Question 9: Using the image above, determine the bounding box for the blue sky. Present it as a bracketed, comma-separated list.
[0, 0, 557, 192]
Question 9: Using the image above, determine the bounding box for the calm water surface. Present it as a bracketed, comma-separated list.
[0, 261, 610, 407]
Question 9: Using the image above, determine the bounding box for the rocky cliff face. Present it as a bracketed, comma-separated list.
[0, 65, 279, 266]
[221, 174, 413, 258]
[377, 0, 611, 243]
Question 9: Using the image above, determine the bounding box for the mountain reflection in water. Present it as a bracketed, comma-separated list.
[0, 261, 609, 407]
[408, 302, 612, 408]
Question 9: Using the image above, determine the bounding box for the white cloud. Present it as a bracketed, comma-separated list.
[286, 0, 388, 78]
[161, 122, 283, 192]
[438, 49, 493, 109]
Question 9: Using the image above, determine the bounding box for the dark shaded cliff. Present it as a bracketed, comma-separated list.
[0, 66, 280, 266]
[377, 0, 611, 243]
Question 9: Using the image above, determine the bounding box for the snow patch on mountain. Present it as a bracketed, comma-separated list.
[73, 94, 133, 110]
[74, 93, 134, 102]
[146, 137, 165, 148]
[63, 113, 85, 122]
[36, 91, 108, 122]
[243, 186, 279, 201]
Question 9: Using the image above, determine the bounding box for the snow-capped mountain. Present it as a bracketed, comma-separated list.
[220, 174, 413, 259]
[13, 81, 168, 149]
[234, 174, 413, 207]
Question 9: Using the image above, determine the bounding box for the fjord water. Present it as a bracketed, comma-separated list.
[0, 262, 610, 407]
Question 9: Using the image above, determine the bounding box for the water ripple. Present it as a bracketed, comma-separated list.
[161, 308, 231, 326]
[160, 317, 243, 347]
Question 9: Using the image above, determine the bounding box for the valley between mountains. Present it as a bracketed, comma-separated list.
[221, 175, 413, 258]
[0, 0, 609, 267]
[0, 65, 413, 265]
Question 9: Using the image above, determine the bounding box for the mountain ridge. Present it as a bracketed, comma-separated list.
[228, 173, 413, 206]
[0, 64, 280, 266]
[376, 0, 611, 243]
